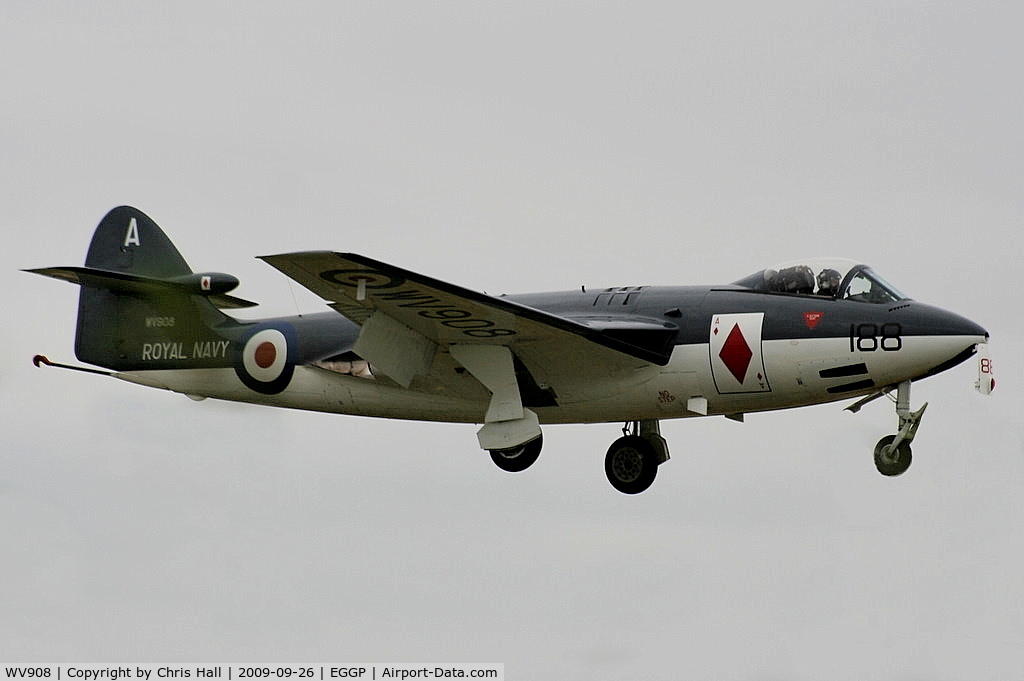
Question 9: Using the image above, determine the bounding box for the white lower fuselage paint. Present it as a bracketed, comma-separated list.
[115, 334, 985, 426]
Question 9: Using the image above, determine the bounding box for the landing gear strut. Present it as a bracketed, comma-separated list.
[605, 420, 669, 494]
[873, 380, 927, 477]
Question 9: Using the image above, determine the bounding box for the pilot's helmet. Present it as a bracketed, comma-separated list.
[817, 268, 841, 292]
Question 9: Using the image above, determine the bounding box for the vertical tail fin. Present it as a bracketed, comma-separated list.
[84, 205, 192, 277]
[72, 207, 234, 370]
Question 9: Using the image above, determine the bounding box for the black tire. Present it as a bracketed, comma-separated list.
[874, 434, 912, 476]
[489, 436, 543, 473]
[605, 435, 658, 494]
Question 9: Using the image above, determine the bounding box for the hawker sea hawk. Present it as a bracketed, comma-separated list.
[28, 207, 993, 494]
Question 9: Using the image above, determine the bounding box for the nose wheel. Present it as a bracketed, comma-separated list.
[871, 380, 927, 477]
[874, 434, 912, 476]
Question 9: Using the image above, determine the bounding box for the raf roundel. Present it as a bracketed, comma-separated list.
[234, 324, 296, 394]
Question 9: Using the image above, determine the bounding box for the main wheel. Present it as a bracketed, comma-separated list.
[605, 435, 658, 494]
[489, 436, 543, 473]
[874, 434, 913, 477]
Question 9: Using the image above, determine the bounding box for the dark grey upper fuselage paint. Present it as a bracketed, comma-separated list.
[282, 284, 986, 370]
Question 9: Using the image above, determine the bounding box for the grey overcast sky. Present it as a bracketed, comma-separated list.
[2, 2, 1022, 678]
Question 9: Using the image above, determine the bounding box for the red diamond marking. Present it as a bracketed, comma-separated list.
[719, 324, 753, 383]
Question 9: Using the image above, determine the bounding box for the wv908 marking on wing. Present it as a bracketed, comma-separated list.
[320, 268, 516, 338]
[375, 290, 516, 337]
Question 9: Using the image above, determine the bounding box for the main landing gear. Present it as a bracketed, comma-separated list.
[486, 420, 670, 494]
[605, 421, 670, 494]
[489, 435, 543, 473]
[872, 380, 927, 477]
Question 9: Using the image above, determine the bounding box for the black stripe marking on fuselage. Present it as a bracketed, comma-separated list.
[819, 363, 869, 379]
[827, 378, 875, 394]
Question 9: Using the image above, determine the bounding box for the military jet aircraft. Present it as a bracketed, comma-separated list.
[28, 206, 993, 494]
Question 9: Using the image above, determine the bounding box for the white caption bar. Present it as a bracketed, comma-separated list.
[1, 665, 503, 681]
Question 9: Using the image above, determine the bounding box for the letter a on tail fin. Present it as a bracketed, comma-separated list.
[86, 205, 191, 277]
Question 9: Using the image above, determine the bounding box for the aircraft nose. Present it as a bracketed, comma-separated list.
[894, 303, 989, 381]
[941, 309, 988, 341]
[908, 303, 988, 342]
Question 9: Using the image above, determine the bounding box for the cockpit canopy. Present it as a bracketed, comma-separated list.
[732, 258, 908, 303]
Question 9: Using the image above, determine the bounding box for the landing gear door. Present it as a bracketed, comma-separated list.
[710, 312, 772, 394]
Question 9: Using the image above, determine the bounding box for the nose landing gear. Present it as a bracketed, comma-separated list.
[872, 380, 927, 477]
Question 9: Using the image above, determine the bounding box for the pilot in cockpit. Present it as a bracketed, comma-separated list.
[817, 268, 841, 298]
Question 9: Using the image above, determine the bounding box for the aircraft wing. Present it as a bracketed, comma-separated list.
[259, 251, 677, 395]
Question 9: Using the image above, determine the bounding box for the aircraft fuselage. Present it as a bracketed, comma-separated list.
[116, 283, 986, 426]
